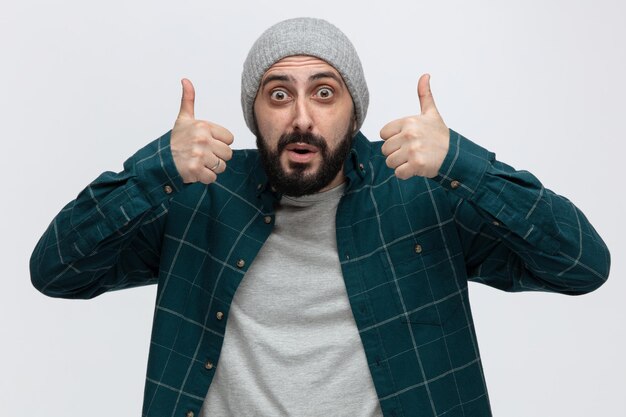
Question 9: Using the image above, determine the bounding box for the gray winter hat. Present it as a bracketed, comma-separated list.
[241, 17, 369, 136]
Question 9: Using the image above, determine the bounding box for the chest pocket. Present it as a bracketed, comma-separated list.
[379, 225, 465, 327]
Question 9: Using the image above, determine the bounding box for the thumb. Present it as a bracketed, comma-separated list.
[178, 78, 195, 119]
[417, 73, 438, 115]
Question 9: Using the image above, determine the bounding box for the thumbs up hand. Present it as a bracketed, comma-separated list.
[170, 79, 234, 184]
[380, 74, 449, 179]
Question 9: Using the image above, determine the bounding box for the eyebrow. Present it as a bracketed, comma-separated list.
[308, 71, 343, 85]
[260, 71, 344, 89]
[260, 74, 294, 89]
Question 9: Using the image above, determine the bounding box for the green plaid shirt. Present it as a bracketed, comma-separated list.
[31, 129, 610, 417]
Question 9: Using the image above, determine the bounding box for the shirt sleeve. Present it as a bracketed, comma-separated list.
[434, 129, 610, 294]
[30, 131, 184, 299]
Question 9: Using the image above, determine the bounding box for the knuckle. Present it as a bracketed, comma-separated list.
[394, 167, 407, 180]
[404, 126, 420, 139]
[411, 152, 424, 166]
[188, 160, 202, 173]
[406, 144, 421, 159]
[194, 120, 210, 130]
[193, 135, 209, 146]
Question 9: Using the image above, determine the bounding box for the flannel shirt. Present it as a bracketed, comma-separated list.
[31, 129, 610, 417]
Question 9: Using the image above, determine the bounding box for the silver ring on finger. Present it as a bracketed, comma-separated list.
[209, 159, 221, 171]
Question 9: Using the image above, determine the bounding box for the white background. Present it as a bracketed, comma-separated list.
[1, 0, 624, 415]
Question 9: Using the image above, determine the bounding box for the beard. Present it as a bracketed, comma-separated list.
[256, 128, 354, 197]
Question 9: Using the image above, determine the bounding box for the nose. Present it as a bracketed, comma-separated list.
[291, 97, 314, 132]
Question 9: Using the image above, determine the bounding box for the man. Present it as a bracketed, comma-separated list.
[31, 17, 610, 417]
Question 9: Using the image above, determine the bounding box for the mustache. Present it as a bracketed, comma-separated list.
[277, 132, 328, 154]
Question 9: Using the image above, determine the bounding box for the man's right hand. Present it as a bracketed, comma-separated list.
[171, 78, 234, 184]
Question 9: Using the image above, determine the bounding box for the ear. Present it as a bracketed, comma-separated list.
[351, 113, 358, 135]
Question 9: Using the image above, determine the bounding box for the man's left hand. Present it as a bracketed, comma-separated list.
[380, 74, 450, 179]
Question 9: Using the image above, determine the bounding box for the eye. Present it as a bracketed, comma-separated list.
[316, 87, 334, 99]
[270, 89, 289, 101]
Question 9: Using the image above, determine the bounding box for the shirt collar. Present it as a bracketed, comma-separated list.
[343, 131, 371, 189]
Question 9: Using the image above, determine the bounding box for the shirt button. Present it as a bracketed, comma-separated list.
[263, 215, 272, 224]
[450, 180, 460, 189]
[216, 311, 224, 320]
[414, 244, 423, 254]
[164, 185, 173, 194]
[236, 259, 245, 268]
[186, 411, 194, 417]
[492, 220, 500, 227]
[257, 183, 263, 191]
[359, 163, 365, 171]
[205, 360, 214, 370]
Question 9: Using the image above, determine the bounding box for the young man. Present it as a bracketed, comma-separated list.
[31, 17, 610, 417]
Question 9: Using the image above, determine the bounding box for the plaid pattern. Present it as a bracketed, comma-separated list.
[31, 130, 610, 417]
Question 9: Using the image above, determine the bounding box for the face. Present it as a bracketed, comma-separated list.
[254, 55, 356, 196]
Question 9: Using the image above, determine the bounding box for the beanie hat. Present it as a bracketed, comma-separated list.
[241, 17, 369, 136]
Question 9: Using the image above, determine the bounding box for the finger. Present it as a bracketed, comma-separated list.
[178, 78, 195, 119]
[385, 148, 408, 170]
[418, 74, 438, 115]
[394, 162, 415, 180]
[380, 118, 404, 141]
[210, 124, 235, 145]
[197, 167, 218, 185]
[380, 133, 403, 157]
[206, 157, 226, 174]
[211, 140, 234, 162]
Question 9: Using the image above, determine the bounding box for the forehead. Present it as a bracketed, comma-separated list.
[262, 55, 343, 82]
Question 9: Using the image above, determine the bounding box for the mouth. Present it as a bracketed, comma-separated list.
[284, 142, 319, 163]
